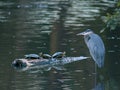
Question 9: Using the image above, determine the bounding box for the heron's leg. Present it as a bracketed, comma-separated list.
[94, 63, 97, 89]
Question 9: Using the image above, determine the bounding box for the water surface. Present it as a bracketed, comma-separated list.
[0, 0, 120, 90]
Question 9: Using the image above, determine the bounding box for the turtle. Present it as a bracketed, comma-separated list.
[52, 52, 66, 59]
[39, 52, 51, 59]
[24, 54, 40, 59]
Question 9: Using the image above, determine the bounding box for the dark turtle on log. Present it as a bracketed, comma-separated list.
[40, 53, 52, 59]
[24, 54, 40, 59]
[52, 52, 66, 59]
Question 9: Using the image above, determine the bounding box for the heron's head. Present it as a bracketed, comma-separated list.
[77, 29, 93, 36]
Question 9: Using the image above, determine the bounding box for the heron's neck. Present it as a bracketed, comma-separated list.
[84, 35, 91, 42]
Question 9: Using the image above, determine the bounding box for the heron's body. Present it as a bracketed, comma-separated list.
[77, 29, 105, 68]
[84, 33, 105, 68]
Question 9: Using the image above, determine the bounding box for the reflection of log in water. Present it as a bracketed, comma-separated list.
[50, 2, 70, 53]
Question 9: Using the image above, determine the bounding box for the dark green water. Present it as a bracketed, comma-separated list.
[0, 0, 120, 90]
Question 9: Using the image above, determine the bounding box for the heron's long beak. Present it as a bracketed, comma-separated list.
[76, 32, 85, 36]
[77, 31, 92, 36]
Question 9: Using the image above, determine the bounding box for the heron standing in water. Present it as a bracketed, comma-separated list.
[77, 29, 105, 68]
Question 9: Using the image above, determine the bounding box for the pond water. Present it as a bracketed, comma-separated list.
[0, 0, 120, 90]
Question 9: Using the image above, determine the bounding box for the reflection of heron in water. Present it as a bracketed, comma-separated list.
[77, 29, 105, 68]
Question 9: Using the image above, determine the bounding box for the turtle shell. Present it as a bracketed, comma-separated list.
[52, 52, 66, 58]
[24, 54, 40, 59]
[41, 53, 51, 59]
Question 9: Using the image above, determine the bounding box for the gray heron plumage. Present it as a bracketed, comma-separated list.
[77, 29, 105, 68]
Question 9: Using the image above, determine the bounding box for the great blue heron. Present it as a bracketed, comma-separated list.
[77, 29, 105, 68]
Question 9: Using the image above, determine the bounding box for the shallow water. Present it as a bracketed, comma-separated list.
[0, 0, 120, 90]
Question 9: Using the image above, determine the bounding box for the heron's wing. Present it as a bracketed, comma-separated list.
[86, 34, 105, 68]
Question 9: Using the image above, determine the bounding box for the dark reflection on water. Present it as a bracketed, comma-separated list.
[10, 63, 96, 90]
[0, 0, 120, 90]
